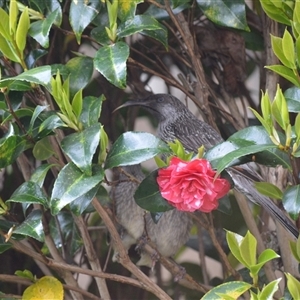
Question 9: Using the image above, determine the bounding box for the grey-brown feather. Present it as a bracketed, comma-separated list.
[111, 165, 192, 267]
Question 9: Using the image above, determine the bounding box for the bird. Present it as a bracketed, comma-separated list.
[116, 93, 299, 239]
[110, 164, 192, 267]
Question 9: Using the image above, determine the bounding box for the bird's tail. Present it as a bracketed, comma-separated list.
[229, 166, 299, 239]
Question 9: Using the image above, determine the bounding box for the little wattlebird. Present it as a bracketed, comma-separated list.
[110, 164, 192, 267]
[116, 94, 299, 241]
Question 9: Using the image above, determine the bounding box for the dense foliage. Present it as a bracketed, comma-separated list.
[1, 0, 300, 299]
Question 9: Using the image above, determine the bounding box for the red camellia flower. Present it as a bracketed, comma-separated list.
[157, 157, 231, 213]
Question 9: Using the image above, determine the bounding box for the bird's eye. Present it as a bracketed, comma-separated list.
[157, 97, 164, 103]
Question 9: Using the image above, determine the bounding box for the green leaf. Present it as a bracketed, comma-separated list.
[260, 0, 290, 25]
[9, 0, 18, 35]
[0, 34, 20, 63]
[72, 89, 82, 118]
[201, 281, 251, 300]
[118, 0, 142, 21]
[69, 0, 101, 44]
[50, 163, 104, 215]
[16, 7, 30, 55]
[13, 209, 44, 242]
[61, 124, 101, 175]
[226, 230, 247, 266]
[15, 269, 34, 281]
[285, 87, 300, 112]
[282, 29, 296, 69]
[0, 66, 52, 89]
[33, 137, 56, 161]
[105, 132, 171, 169]
[228, 126, 290, 169]
[79, 95, 104, 128]
[49, 211, 82, 254]
[0, 135, 29, 168]
[215, 144, 278, 174]
[69, 183, 101, 215]
[141, 28, 168, 49]
[254, 182, 283, 200]
[286, 273, 300, 300]
[240, 231, 256, 267]
[196, 0, 250, 31]
[6, 181, 48, 207]
[282, 185, 300, 220]
[30, 164, 56, 188]
[259, 278, 281, 300]
[271, 34, 294, 69]
[0, 8, 11, 40]
[38, 114, 65, 136]
[65, 56, 94, 97]
[134, 169, 174, 212]
[265, 65, 300, 87]
[29, 20, 49, 48]
[29, 105, 48, 133]
[94, 41, 129, 89]
[118, 15, 167, 38]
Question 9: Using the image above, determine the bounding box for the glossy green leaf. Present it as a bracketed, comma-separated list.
[65, 56, 94, 97]
[286, 273, 300, 300]
[0, 135, 29, 168]
[285, 87, 300, 112]
[260, 0, 290, 25]
[118, 0, 141, 21]
[282, 29, 296, 68]
[141, 28, 168, 49]
[69, 0, 101, 44]
[90, 25, 111, 45]
[135, 169, 174, 212]
[254, 182, 283, 200]
[0, 66, 52, 89]
[13, 209, 44, 242]
[69, 183, 101, 215]
[266, 65, 300, 87]
[0, 8, 11, 40]
[38, 114, 65, 134]
[33, 137, 56, 161]
[30, 164, 56, 188]
[201, 281, 251, 300]
[196, 0, 250, 31]
[215, 144, 278, 174]
[226, 230, 246, 265]
[144, 2, 189, 20]
[240, 231, 256, 267]
[49, 211, 82, 254]
[9, 0, 18, 35]
[229, 126, 290, 169]
[283, 185, 300, 220]
[26, 49, 48, 69]
[118, 15, 167, 38]
[61, 124, 101, 175]
[50, 163, 104, 215]
[94, 41, 129, 89]
[105, 132, 171, 169]
[259, 278, 281, 299]
[0, 34, 20, 63]
[72, 89, 82, 119]
[250, 248, 280, 276]
[271, 35, 293, 69]
[29, 20, 49, 48]
[29, 105, 48, 133]
[79, 95, 104, 128]
[7, 181, 48, 206]
[16, 7, 29, 55]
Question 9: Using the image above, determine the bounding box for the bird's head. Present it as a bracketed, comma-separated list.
[114, 94, 188, 121]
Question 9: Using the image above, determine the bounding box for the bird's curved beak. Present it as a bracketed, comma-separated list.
[113, 99, 151, 113]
